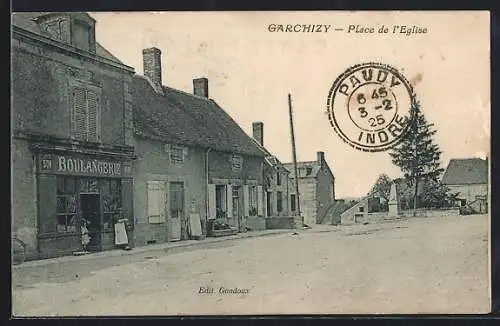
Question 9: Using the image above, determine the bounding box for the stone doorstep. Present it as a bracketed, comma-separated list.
[12, 229, 292, 269]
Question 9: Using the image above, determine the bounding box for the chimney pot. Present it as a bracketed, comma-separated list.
[193, 78, 209, 98]
[317, 151, 325, 167]
[142, 47, 162, 87]
[252, 122, 264, 147]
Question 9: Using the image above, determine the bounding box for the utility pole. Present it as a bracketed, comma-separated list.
[288, 93, 302, 227]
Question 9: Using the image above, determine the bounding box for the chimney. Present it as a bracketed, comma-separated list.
[252, 122, 264, 147]
[317, 151, 325, 167]
[193, 78, 209, 98]
[142, 47, 162, 87]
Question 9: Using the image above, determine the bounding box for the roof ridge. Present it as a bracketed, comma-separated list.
[162, 84, 214, 102]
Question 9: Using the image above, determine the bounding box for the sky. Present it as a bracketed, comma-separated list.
[90, 11, 490, 198]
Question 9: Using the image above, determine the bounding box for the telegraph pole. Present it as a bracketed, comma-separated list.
[288, 93, 302, 227]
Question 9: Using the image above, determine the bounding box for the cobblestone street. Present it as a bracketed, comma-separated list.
[12, 214, 489, 316]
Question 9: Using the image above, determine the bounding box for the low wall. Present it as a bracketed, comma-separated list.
[265, 216, 297, 230]
[400, 208, 461, 218]
[342, 207, 461, 225]
[246, 216, 266, 231]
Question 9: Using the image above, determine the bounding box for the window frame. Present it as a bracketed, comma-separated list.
[56, 176, 78, 234]
[169, 145, 185, 165]
[70, 80, 102, 143]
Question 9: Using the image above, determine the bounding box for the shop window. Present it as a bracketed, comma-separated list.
[102, 179, 122, 230]
[56, 176, 77, 233]
[249, 186, 258, 216]
[72, 86, 101, 142]
[290, 194, 296, 212]
[277, 191, 283, 213]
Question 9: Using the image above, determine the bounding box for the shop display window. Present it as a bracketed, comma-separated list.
[102, 179, 121, 230]
[56, 177, 77, 233]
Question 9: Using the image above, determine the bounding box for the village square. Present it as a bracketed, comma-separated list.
[11, 12, 490, 315]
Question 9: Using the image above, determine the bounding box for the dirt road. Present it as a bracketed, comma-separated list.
[12, 214, 489, 315]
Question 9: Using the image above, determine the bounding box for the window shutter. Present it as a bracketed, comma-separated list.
[158, 181, 166, 223]
[208, 184, 216, 219]
[243, 185, 250, 216]
[147, 181, 161, 224]
[86, 90, 99, 142]
[226, 184, 233, 218]
[257, 186, 263, 216]
[72, 87, 87, 140]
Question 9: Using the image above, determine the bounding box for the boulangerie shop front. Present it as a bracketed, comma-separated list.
[34, 148, 134, 259]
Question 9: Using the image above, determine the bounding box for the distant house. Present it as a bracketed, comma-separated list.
[283, 153, 335, 226]
[441, 158, 488, 210]
[250, 122, 298, 229]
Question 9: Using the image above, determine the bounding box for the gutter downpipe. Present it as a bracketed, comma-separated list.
[205, 148, 213, 235]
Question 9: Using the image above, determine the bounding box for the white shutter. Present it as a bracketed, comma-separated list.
[243, 185, 250, 216]
[147, 181, 160, 224]
[226, 184, 233, 218]
[148, 181, 166, 224]
[86, 90, 99, 142]
[159, 181, 166, 223]
[257, 186, 263, 216]
[208, 184, 216, 219]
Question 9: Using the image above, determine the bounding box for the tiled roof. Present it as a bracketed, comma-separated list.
[441, 158, 488, 185]
[12, 12, 124, 64]
[132, 76, 266, 157]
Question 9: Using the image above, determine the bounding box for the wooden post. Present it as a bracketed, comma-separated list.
[288, 94, 302, 226]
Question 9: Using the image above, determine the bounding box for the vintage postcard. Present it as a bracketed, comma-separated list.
[11, 11, 490, 315]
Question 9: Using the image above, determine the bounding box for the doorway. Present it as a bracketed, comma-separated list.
[80, 193, 101, 251]
[232, 186, 242, 231]
[169, 182, 185, 241]
[266, 192, 272, 217]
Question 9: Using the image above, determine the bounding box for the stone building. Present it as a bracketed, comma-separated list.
[250, 122, 298, 230]
[441, 158, 488, 212]
[12, 12, 136, 259]
[283, 152, 335, 227]
[131, 47, 267, 245]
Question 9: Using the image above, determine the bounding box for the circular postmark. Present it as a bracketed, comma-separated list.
[327, 63, 415, 152]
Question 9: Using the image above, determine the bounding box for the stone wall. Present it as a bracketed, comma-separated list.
[265, 216, 296, 230]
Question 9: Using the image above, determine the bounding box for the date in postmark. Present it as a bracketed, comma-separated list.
[327, 62, 415, 152]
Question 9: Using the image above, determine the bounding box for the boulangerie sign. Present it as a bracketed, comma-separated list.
[38, 154, 122, 177]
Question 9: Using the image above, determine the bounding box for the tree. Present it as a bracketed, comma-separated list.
[389, 96, 444, 214]
[368, 173, 392, 202]
[420, 179, 459, 209]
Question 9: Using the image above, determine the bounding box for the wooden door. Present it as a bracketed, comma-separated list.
[169, 182, 184, 241]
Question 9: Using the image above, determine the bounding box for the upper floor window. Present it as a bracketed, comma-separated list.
[276, 172, 282, 186]
[170, 145, 185, 165]
[230, 154, 243, 172]
[72, 20, 91, 51]
[71, 86, 101, 142]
